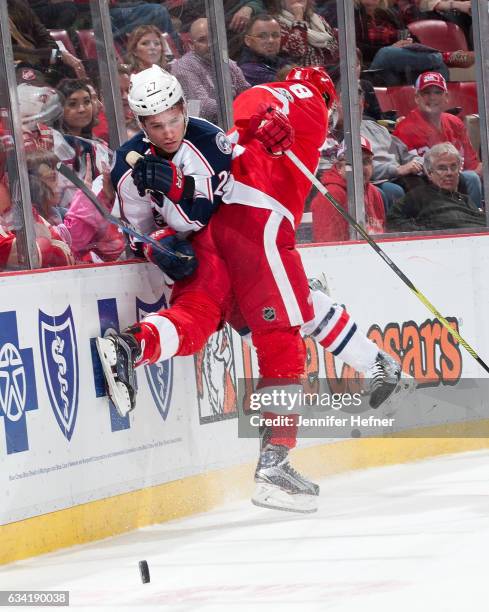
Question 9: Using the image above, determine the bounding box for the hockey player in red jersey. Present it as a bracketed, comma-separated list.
[97, 67, 400, 513]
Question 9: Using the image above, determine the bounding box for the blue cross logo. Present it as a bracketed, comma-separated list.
[0, 311, 38, 454]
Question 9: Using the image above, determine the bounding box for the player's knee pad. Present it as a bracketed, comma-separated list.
[252, 327, 306, 380]
[165, 291, 223, 355]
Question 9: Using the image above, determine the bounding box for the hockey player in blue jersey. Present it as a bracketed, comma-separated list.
[110, 64, 233, 278]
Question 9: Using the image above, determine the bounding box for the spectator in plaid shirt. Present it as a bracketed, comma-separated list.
[171, 17, 250, 125]
[355, 0, 449, 85]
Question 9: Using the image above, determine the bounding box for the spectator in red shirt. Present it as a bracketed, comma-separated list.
[393, 71, 482, 208]
[312, 136, 386, 242]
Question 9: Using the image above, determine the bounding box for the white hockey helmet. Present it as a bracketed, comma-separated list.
[128, 65, 185, 117]
[18, 83, 63, 130]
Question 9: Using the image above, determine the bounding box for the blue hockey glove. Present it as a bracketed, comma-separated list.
[131, 155, 195, 202]
[143, 228, 198, 281]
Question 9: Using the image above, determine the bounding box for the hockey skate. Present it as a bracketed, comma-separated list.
[96, 328, 140, 417]
[367, 350, 401, 409]
[252, 443, 319, 514]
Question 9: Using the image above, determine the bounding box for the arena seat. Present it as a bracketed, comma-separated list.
[447, 81, 478, 118]
[372, 87, 391, 112]
[48, 29, 77, 57]
[384, 85, 416, 118]
[76, 29, 97, 60]
[407, 20, 469, 52]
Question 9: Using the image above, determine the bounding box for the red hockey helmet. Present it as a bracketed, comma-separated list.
[286, 66, 337, 110]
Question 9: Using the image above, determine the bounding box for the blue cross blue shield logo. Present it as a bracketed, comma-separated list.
[0, 311, 38, 454]
[136, 293, 173, 420]
[39, 306, 79, 441]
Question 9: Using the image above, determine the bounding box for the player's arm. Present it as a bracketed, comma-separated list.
[230, 88, 294, 156]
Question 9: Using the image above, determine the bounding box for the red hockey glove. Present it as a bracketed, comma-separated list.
[254, 105, 295, 156]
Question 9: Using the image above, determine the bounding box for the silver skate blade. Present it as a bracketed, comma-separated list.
[251, 484, 318, 514]
[95, 337, 133, 418]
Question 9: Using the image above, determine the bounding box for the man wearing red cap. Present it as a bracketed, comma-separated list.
[311, 136, 386, 241]
[393, 71, 482, 208]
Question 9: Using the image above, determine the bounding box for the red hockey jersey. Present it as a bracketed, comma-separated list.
[393, 108, 480, 171]
[223, 80, 328, 227]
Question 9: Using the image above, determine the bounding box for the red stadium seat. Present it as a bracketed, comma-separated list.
[48, 29, 77, 57]
[407, 20, 469, 52]
[385, 85, 416, 118]
[372, 87, 391, 112]
[377, 83, 478, 120]
[76, 29, 97, 60]
[447, 81, 478, 118]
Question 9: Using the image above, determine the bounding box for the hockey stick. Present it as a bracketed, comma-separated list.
[56, 162, 193, 261]
[286, 149, 489, 375]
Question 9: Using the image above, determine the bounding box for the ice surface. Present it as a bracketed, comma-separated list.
[2, 449, 489, 611]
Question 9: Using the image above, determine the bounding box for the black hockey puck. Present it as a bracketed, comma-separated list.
[139, 560, 150, 584]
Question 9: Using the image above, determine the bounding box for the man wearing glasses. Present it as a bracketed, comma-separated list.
[387, 142, 486, 232]
[393, 71, 482, 209]
[239, 14, 289, 86]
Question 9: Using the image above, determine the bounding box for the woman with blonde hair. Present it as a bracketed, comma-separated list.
[125, 24, 169, 74]
[277, 0, 338, 68]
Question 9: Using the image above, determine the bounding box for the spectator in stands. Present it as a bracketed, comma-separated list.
[354, 0, 458, 86]
[387, 142, 486, 231]
[93, 65, 139, 143]
[64, 165, 125, 263]
[357, 85, 425, 209]
[57, 79, 95, 139]
[8, 0, 85, 84]
[29, 0, 79, 31]
[171, 17, 250, 124]
[179, 0, 271, 58]
[109, 1, 176, 45]
[125, 25, 169, 75]
[312, 136, 386, 242]
[0, 150, 74, 269]
[393, 71, 482, 208]
[26, 150, 66, 226]
[239, 14, 288, 85]
[277, 0, 339, 69]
